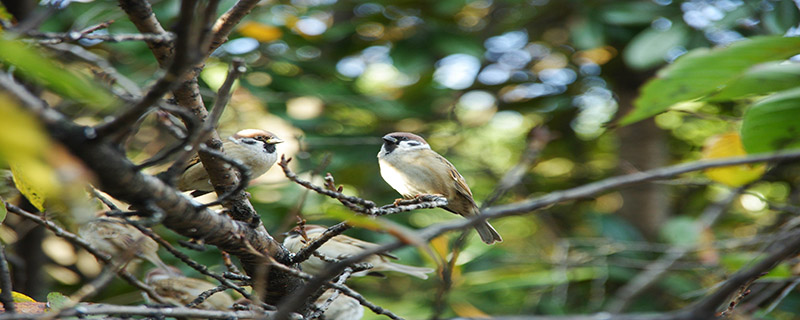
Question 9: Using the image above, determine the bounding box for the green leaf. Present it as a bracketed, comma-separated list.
[0, 39, 115, 109]
[600, 2, 669, 26]
[741, 88, 800, 154]
[661, 217, 700, 246]
[45, 292, 71, 311]
[704, 62, 800, 101]
[623, 24, 689, 70]
[0, 197, 6, 225]
[622, 36, 800, 125]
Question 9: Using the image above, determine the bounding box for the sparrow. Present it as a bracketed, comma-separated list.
[146, 267, 234, 310]
[79, 218, 171, 271]
[174, 129, 283, 195]
[377, 132, 503, 244]
[283, 225, 434, 279]
[314, 289, 364, 320]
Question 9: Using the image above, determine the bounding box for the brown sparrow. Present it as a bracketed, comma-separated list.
[315, 289, 364, 320]
[377, 132, 502, 244]
[283, 225, 434, 279]
[79, 218, 171, 271]
[176, 129, 283, 194]
[146, 267, 234, 310]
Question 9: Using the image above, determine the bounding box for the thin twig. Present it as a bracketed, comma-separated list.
[280, 156, 449, 216]
[280, 156, 376, 208]
[186, 285, 229, 308]
[4, 203, 168, 304]
[292, 222, 352, 264]
[307, 267, 354, 319]
[0, 304, 281, 320]
[121, 217, 260, 306]
[0, 246, 15, 313]
[26, 31, 174, 44]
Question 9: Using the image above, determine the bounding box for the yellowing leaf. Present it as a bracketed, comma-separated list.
[451, 301, 490, 319]
[0, 95, 57, 211]
[430, 235, 449, 261]
[238, 22, 283, 42]
[703, 132, 766, 186]
[10, 291, 36, 303]
[10, 161, 57, 212]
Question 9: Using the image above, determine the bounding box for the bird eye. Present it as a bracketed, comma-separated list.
[241, 138, 257, 145]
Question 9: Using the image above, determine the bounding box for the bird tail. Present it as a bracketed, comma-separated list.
[382, 262, 435, 279]
[474, 220, 503, 244]
[466, 204, 503, 244]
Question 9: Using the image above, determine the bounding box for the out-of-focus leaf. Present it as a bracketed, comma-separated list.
[661, 217, 700, 246]
[623, 36, 800, 125]
[623, 24, 689, 70]
[451, 301, 489, 318]
[570, 18, 605, 50]
[721, 253, 792, 279]
[600, 2, 669, 25]
[238, 22, 283, 42]
[0, 198, 5, 225]
[200, 60, 239, 92]
[0, 94, 56, 211]
[702, 132, 766, 186]
[762, 0, 800, 34]
[705, 62, 800, 101]
[45, 292, 71, 311]
[0, 39, 114, 109]
[4, 291, 36, 303]
[741, 88, 800, 153]
[466, 266, 599, 288]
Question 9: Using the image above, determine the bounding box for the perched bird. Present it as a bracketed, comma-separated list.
[377, 132, 502, 244]
[283, 225, 434, 279]
[79, 218, 171, 271]
[174, 129, 283, 194]
[314, 289, 364, 320]
[146, 267, 234, 310]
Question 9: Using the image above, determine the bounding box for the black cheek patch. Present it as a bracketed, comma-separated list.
[383, 143, 397, 154]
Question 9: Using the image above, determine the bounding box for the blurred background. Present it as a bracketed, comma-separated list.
[2, 0, 800, 318]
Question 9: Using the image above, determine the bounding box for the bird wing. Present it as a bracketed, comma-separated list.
[433, 153, 475, 200]
[184, 154, 201, 172]
[334, 235, 399, 260]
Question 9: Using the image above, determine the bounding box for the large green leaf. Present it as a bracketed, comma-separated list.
[704, 62, 800, 101]
[0, 39, 115, 109]
[741, 87, 800, 153]
[622, 36, 800, 125]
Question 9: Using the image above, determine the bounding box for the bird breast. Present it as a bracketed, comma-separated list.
[378, 150, 443, 198]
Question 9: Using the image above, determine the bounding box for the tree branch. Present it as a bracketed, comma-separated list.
[0, 304, 285, 320]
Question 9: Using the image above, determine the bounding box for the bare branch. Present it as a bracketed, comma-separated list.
[0, 304, 284, 320]
[0, 246, 14, 314]
[279, 156, 448, 216]
[292, 222, 352, 264]
[208, 0, 261, 53]
[26, 31, 174, 44]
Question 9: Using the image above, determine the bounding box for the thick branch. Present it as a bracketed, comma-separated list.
[0, 304, 285, 319]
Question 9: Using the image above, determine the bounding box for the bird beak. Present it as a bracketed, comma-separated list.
[382, 135, 398, 144]
[267, 138, 284, 145]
